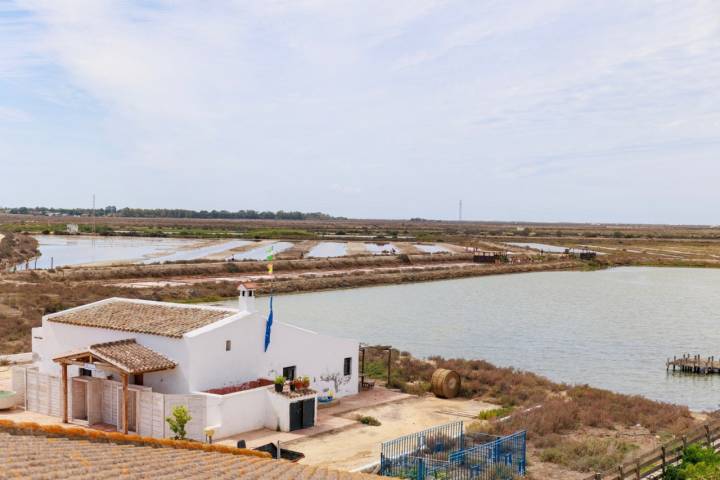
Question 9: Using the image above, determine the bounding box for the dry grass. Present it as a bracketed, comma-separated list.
[538, 437, 639, 472]
[0, 232, 38, 271]
[365, 350, 697, 477]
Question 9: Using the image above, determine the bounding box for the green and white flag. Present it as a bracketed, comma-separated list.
[266, 245, 274, 261]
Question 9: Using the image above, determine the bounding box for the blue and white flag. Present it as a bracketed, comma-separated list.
[264, 296, 274, 352]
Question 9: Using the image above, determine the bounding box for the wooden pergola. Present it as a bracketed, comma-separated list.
[53, 339, 176, 434]
[359, 344, 393, 387]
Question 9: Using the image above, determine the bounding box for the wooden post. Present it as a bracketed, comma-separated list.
[661, 445, 667, 474]
[122, 373, 129, 434]
[361, 348, 365, 376]
[706, 424, 712, 447]
[635, 460, 640, 479]
[618, 465, 624, 479]
[61, 362, 68, 424]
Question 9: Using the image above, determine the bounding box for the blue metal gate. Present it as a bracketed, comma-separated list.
[380, 421, 526, 479]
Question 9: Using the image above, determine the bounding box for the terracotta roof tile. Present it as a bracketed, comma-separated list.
[0, 430, 378, 479]
[90, 339, 176, 374]
[48, 299, 236, 338]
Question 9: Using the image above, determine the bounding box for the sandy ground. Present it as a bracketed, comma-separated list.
[112, 261, 482, 288]
[290, 395, 495, 471]
[216, 389, 412, 449]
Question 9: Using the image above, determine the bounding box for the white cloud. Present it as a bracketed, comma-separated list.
[1, 0, 720, 222]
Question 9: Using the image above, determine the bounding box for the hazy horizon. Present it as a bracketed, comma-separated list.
[2, 1, 719, 224]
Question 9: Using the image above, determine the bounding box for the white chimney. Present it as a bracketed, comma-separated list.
[237, 282, 257, 313]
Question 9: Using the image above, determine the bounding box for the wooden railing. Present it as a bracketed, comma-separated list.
[582, 419, 720, 480]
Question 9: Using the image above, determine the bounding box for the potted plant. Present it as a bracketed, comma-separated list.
[301, 376, 310, 389]
[293, 378, 304, 391]
[274, 376, 285, 393]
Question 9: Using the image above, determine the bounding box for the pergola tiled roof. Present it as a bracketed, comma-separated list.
[53, 339, 177, 375]
[47, 298, 237, 338]
[52, 338, 180, 434]
[0, 428, 378, 479]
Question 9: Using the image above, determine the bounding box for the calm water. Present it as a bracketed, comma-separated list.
[20, 235, 207, 269]
[212, 267, 720, 410]
[507, 242, 604, 256]
[308, 242, 347, 258]
[20, 236, 297, 269]
[234, 242, 293, 260]
[416, 244, 449, 253]
[143, 240, 251, 264]
[365, 243, 398, 254]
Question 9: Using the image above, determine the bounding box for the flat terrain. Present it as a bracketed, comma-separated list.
[3, 214, 720, 355]
[291, 395, 494, 471]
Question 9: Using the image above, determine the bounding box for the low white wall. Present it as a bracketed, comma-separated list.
[198, 386, 272, 439]
[199, 386, 320, 438]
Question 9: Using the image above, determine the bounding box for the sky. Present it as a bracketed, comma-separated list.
[1, 1, 719, 223]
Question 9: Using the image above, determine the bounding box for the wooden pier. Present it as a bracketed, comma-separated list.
[667, 354, 720, 374]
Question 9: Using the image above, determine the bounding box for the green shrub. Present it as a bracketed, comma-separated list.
[166, 405, 192, 440]
[357, 415, 381, 426]
[665, 444, 720, 480]
[478, 406, 514, 420]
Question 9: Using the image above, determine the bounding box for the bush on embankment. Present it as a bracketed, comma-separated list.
[24, 252, 472, 282]
[365, 350, 695, 441]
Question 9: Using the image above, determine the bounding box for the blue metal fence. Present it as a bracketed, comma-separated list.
[380, 421, 526, 479]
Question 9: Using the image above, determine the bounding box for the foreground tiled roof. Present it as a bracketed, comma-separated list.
[0, 424, 377, 479]
[48, 299, 237, 338]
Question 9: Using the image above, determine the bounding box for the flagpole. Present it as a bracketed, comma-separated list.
[264, 244, 275, 352]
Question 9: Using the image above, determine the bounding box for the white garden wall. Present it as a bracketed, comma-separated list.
[199, 385, 318, 439]
[199, 386, 271, 439]
[12, 366, 206, 441]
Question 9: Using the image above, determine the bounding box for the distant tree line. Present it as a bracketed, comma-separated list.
[2, 206, 337, 220]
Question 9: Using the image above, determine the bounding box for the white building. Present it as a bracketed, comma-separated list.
[15, 282, 359, 440]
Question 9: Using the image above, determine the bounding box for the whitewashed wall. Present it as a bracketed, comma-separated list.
[261, 322, 359, 398]
[200, 386, 318, 438]
[266, 390, 317, 433]
[184, 313, 265, 392]
[32, 318, 191, 394]
[199, 386, 271, 439]
[164, 394, 207, 441]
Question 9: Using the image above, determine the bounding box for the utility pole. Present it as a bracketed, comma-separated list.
[458, 200, 463, 222]
[92, 194, 96, 234]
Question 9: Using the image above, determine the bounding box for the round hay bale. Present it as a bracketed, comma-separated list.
[431, 369, 461, 399]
